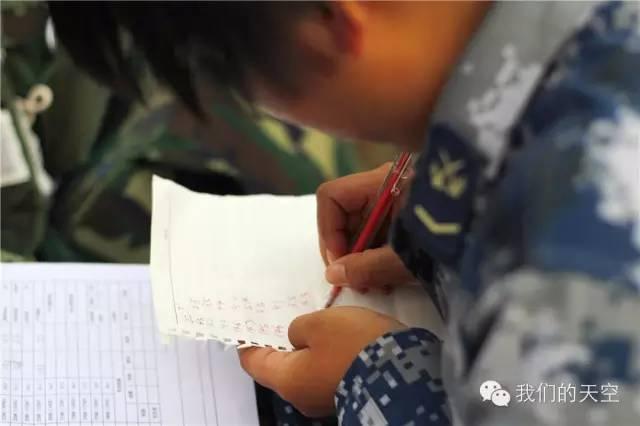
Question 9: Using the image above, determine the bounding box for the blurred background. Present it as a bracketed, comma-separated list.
[1, 1, 397, 264]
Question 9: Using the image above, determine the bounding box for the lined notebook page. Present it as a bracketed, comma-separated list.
[151, 176, 444, 350]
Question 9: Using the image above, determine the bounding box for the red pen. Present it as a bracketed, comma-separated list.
[324, 152, 413, 308]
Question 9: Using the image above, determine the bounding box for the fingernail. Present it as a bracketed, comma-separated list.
[383, 285, 393, 295]
[325, 263, 347, 285]
[326, 250, 337, 264]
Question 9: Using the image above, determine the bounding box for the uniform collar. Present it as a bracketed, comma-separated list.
[426, 0, 600, 179]
[390, 1, 603, 285]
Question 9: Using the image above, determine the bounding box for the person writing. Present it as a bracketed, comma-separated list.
[50, 1, 640, 424]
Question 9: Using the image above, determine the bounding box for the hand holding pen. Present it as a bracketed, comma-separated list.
[316, 154, 414, 308]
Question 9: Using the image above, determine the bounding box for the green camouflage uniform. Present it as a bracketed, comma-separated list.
[1, 1, 359, 264]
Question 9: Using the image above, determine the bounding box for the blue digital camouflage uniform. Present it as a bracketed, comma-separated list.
[336, 2, 640, 425]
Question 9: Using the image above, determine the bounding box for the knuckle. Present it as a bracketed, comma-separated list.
[295, 312, 319, 333]
[345, 261, 371, 288]
[374, 162, 394, 176]
[288, 315, 308, 341]
[380, 161, 394, 170]
[315, 181, 332, 199]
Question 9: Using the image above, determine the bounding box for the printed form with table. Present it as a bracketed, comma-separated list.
[1, 176, 443, 425]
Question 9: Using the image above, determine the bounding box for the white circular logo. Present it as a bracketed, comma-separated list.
[480, 380, 511, 407]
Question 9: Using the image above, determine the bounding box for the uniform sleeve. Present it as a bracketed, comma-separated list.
[335, 328, 450, 425]
[337, 3, 640, 425]
[448, 271, 640, 425]
[447, 3, 640, 424]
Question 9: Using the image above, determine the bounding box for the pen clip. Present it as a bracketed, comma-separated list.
[390, 156, 413, 196]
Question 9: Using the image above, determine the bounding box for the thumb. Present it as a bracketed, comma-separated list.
[324, 246, 413, 289]
[239, 347, 306, 390]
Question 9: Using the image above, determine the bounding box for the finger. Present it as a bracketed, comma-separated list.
[288, 312, 320, 349]
[324, 245, 413, 289]
[239, 347, 300, 390]
[316, 180, 367, 263]
[317, 164, 391, 262]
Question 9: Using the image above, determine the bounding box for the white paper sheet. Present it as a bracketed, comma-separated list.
[0, 263, 258, 426]
[151, 176, 444, 350]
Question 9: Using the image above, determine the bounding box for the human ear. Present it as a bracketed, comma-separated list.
[294, 1, 365, 63]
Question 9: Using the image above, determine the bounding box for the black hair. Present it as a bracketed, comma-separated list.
[48, 1, 314, 115]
